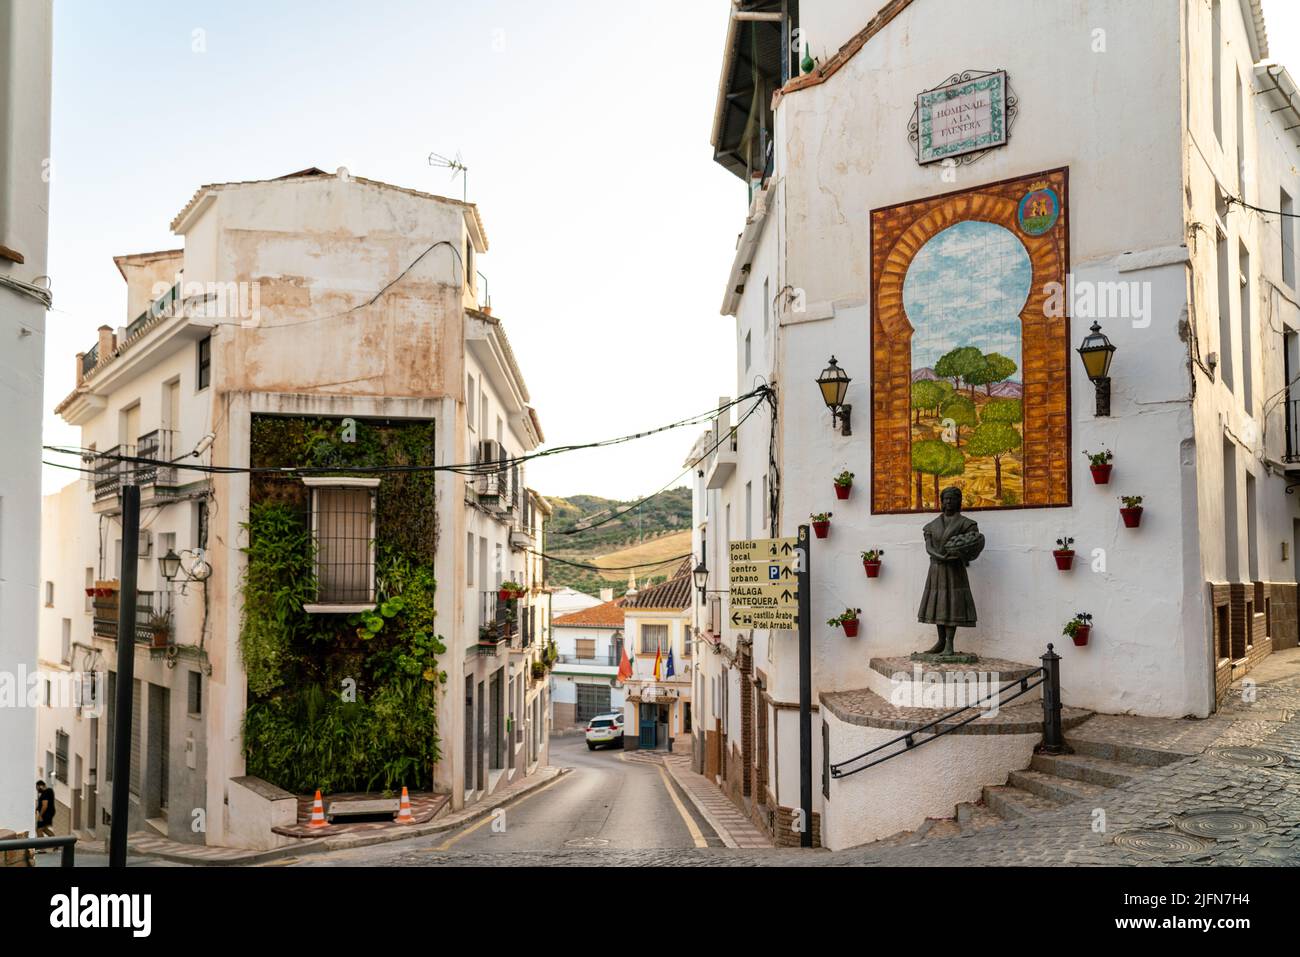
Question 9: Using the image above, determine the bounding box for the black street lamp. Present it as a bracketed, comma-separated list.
[159, 547, 212, 588]
[692, 559, 708, 603]
[816, 356, 852, 435]
[1077, 321, 1117, 417]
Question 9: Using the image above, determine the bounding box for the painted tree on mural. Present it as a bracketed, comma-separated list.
[911, 379, 948, 424]
[912, 439, 965, 509]
[933, 346, 986, 394]
[965, 352, 1019, 396]
[939, 393, 978, 449]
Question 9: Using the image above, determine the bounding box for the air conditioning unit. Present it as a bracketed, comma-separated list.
[138, 531, 152, 557]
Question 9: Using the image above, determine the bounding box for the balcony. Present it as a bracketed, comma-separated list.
[1285, 397, 1300, 467]
[477, 590, 517, 651]
[136, 429, 179, 491]
[92, 588, 172, 646]
[93, 445, 136, 503]
[706, 425, 737, 489]
[556, 652, 619, 667]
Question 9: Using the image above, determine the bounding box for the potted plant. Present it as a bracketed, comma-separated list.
[530, 660, 547, 680]
[498, 580, 525, 602]
[810, 512, 832, 538]
[1119, 495, 1144, 528]
[833, 470, 854, 500]
[1083, 448, 1113, 484]
[1053, 536, 1076, 571]
[827, 607, 861, 637]
[1063, 611, 1093, 647]
[147, 612, 171, 650]
[861, 549, 884, 578]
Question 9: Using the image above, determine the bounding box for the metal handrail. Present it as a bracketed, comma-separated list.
[0, 835, 77, 867]
[830, 669, 1045, 780]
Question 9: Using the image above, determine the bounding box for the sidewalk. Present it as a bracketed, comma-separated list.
[73, 766, 569, 866]
[660, 753, 773, 849]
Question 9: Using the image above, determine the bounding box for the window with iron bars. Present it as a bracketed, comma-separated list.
[303, 477, 379, 610]
[55, 731, 69, 783]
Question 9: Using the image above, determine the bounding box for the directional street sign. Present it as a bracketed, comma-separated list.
[728, 560, 798, 585]
[728, 537, 798, 563]
[727, 606, 754, 628]
[730, 582, 801, 608]
[750, 608, 800, 628]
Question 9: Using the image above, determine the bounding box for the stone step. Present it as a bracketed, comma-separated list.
[1007, 768, 1111, 805]
[982, 783, 1061, 819]
[955, 801, 1004, 833]
[1064, 734, 1187, 768]
[1030, 752, 1142, 787]
[920, 818, 963, 840]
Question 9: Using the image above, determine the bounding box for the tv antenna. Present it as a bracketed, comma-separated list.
[428, 151, 468, 201]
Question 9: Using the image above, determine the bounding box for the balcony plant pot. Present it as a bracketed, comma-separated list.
[833, 483, 851, 500]
[1120, 506, 1143, 528]
[1071, 625, 1091, 647]
[1089, 464, 1112, 485]
[812, 520, 830, 539]
[862, 560, 882, 578]
[841, 618, 860, 637]
[85, 587, 96, 598]
[1052, 549, 1075, 571]
[497, 588, 513, 602]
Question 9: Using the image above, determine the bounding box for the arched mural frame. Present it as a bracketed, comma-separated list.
[870, 167, 1071, 513]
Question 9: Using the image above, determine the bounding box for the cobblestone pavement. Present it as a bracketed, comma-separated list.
[301, 649, 1300, 867]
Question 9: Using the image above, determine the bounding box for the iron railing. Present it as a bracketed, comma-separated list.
[135, 429, 178, 487]
[1285, 397, 1300, 464]
[92, 590, 171, 645]
[0, 835, 77, 867]
[557, 652, 619, 666]
[828, 645, 1067, 780]
[81, 343, 99, 376]
[93, 445, 135, 501]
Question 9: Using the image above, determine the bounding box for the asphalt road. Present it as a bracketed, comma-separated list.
[298, 734, 723, 865]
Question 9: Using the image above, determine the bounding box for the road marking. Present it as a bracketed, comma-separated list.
[429, 773, 571, 852]
[656, 765, 708, 848]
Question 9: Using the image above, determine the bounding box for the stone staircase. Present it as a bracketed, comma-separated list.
[872, 726, 1184, 847]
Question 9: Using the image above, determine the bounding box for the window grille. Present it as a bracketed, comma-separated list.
[55, 731, 69, 783]
[303, 478, 379, 608]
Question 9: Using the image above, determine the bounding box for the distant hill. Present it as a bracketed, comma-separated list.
[541, 487, 692, 596]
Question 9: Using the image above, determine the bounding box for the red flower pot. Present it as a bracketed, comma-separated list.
[1120, 506, 1143, 528]
[1090, 464, 1112, 484]
[834, 484, 851, 500]
[85, 587, 96, 598]
[863, 560, 882, 578]
[498, 588, 512, 602]
[812, 521, 830, 539]
[841, 619, 860, 637]
[1071, 625, 1091, 647]
[1052, 550, 1075, 571]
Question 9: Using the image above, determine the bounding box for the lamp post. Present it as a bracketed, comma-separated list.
[816, 356, 852, 435]
[1076, 321, 1117, 417]
[692, 559, 708, 603]
[158, 547, 211, 590]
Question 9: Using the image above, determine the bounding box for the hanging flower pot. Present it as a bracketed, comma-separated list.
[1119, 496, 1143, 528]
[861, 549, 884, 578]
[810, 512, 832, 538]
[1052, 536, 1075, 571]
[85, 587, 96, 598]
[833, 470, 854, 500]
[827, 608, 861, 637]
[1084, 449, 1113, 485]
[1063, 612, 1093, 647]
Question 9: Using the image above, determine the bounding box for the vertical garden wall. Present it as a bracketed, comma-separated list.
[240, 414, 446, 793]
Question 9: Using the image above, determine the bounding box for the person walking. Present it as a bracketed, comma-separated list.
[35, 779, 56, 849]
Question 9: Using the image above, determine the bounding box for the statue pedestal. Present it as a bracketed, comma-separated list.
[909, 651, 979, 665]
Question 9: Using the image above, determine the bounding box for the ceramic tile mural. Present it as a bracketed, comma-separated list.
[870, 168, 1071, 513]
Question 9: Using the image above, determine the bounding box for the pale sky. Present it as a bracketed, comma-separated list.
[40, 1, 1300, 501]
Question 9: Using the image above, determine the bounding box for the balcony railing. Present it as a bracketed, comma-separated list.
[92, 589, 172, 645]
[136, 429, 178, 488]
[478, 590, 517, 643]
[556, 652, 619, 667]
[93, 445, 136, 502]
[1286, 397, 1300, 464]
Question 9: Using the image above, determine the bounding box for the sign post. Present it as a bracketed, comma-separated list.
[796, 524, 812, 848]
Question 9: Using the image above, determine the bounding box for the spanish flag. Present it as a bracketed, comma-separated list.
[653, 641, 663, 682]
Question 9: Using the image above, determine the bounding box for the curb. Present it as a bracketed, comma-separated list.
[128, 767, 571, 866]
[659, 758, 740, 850]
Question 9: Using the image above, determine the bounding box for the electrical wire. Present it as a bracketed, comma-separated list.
[527, 549, 691, 573]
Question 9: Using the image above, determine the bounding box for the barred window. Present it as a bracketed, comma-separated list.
[303, 477, 379, 610]
[640, 623, 668, 654]
[55, 731, 69, 783]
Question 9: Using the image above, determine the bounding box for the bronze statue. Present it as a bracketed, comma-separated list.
[915, 486, 985, 660]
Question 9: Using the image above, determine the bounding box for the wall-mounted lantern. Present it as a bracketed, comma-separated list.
[692, 559, 708, 603]
[816, 356, 852, 435]
[1076, 321, 1117, 417]
[159, 547, 211, 588]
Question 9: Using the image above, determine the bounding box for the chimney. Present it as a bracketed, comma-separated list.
[599, 588, 613, 603]
[75, 352, 84, 386]
[97, 325, 116, 360]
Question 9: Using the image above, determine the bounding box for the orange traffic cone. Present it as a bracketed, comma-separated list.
[395, 786, 414, 824]
[307, 789, 329, 828]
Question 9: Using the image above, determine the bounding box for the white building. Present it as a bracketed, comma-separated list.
[619, 562, 694, 751]
[550, 597, 626, 728]
[0, 0, 53, 834]
[46, 167, 551, 848]
[692, 0, 1300, 849]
